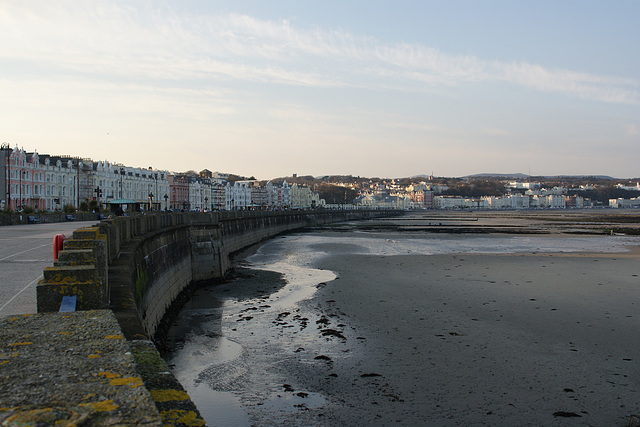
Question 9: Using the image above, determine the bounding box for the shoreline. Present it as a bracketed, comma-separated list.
[164, 219, 640, 426]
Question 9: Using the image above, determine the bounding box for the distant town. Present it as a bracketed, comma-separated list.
[2, 145, 639, 214]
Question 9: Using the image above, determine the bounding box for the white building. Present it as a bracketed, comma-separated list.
[290, 183, 323, 209]
[532, 194, 566, 209]
[609, 197, 640, 208]
[97, 163, 170, 210]
[41, 155, 78, 210]
[434, 196, 466, 209]
[225, 181, 251, 210]
[200, 179, 213, 211]
[507, 181, 541, 190]
[616, 183, 640, 191]
[265, 181, 290, 209]
[486, 194, 530, 209]
[189, 180, 202, 211]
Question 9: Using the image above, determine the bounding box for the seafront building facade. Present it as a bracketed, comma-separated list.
[1, 146, 170, 212]
[3, 145, 634, 213]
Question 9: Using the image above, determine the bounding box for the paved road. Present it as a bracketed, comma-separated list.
[0, 221, 98, 317]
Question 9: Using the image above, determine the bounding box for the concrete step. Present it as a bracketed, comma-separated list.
[71, 226, 104, 240]
[42, 264, 97, 284]
[55, 249, 95, 266]
[63, 239, 97, 250]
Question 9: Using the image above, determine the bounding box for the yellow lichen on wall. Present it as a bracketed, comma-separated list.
[160, 409, 206, 427]
[149, 389, 190, 402]
[110, 377, 143, 388]
[98, 371, 143, 388]
[79, 399, 119, 412]
[1, 407, 88, 425]
[104, 334, 123, 340]
[98, 371, 120, 380]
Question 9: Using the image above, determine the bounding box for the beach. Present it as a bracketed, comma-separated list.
[165, 212, 640, 426]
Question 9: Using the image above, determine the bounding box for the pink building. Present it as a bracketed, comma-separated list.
[4, 147, 46, 211]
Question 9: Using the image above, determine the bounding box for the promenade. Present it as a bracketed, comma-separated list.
[0, 221, 98, 316]
[0, 219, 202, 426]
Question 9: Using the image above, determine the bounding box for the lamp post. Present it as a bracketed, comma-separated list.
[119, 168, 125, 199]
[164, 194, 168, 211]
[19, 170, 23, 210]
[148, 192, 154, 211]
[76, 161, 80, 209]
[94, 186, 102, 211]
[3, 144, 10, 210]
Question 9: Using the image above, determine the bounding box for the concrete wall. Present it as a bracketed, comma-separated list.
[37, 209, 398, 338]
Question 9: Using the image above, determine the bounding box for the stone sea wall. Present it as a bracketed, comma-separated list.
[23, 209, 397, 425]
[37, 209, 397, 338]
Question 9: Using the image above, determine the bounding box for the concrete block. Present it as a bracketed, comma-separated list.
[63, 239, 97, 250]
[43, 264, 97, 284]
[71, 227, 102, 240]
[36, 277, 109, 312]
[55, 249, 95, 266]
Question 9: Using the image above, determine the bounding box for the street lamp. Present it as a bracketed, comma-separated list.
[3, 144, 10, 210]
[94, 186, 102, 211]
[19, 170, 24, 210]
[119, 168, 125, 199]
[76, 161, 80, 209]
[164, 194, 168, 211]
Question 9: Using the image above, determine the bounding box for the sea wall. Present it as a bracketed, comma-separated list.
[27, 209, 396, 425]
[37, 209, 397, 338]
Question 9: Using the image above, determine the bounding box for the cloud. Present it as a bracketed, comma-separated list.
[1, 2, 638, 105]
[624, 124, 640, 136]
[501, 62, 639, 104]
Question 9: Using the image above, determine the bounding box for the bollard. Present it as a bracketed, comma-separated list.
[53, 233, 66, 260]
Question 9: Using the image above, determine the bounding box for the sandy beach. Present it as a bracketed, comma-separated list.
[165, 212, 640, 426]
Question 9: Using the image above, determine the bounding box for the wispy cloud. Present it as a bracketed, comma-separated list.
[501, 63, 639, 104]
[624, 124, 640, 137]
[1, 2, 638, 105]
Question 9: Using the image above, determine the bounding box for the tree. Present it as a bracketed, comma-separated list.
[317, 184, 358, 204]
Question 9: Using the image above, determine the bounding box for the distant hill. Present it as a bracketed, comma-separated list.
[265, 173, 629, 184]
[464, 173, 618, 180]
[464, 173, 529, 179]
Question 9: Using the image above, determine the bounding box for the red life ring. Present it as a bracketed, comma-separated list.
[53, 234, 66, 260]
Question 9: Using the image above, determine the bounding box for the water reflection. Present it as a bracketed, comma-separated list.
[163, 246, 333, 427]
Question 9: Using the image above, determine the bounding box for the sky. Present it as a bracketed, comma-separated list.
[1, 1, 639, 179]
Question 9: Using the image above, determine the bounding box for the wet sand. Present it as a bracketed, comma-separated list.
[308, 247, 640, 426]
[166, 217, 640, 426]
